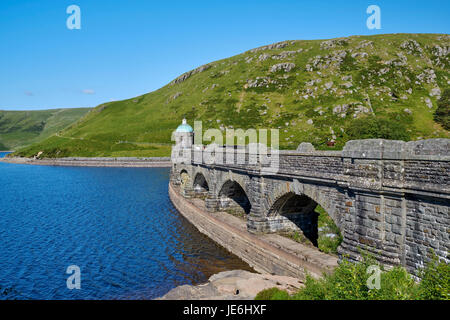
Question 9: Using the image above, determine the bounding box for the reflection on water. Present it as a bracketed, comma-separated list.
[0, 164, 252, 299]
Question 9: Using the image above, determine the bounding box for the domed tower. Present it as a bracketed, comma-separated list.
[173, 119, 194, 149]
[171, 119, 194, 186]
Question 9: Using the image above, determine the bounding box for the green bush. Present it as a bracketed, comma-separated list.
[374, 267, 418, 300]
[256, 252, 449, 300]
[345, 115, 411, 141]
[318, 235, 343, 255]
[255, 287, 289, 300]
[418, 253, 450, 300]
[434, 88, 450, 130]
[340, 53, 357, 72]
[290, 274, 327, 300]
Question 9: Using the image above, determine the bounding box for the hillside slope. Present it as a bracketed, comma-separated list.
[14, 33, 450, 158]
[0, 108, 91, 150]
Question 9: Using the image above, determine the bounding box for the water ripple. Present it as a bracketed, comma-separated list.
[0, 163, 252, 299]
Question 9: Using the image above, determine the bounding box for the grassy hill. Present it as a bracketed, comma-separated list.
[0, 108, 91, 150]
[13, 33, 450, 158]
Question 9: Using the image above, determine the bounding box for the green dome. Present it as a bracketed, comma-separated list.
[176, 119, 193, 133]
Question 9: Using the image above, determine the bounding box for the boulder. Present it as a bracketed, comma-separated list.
[296, 142, 315, 152]
[157, 270, 303, 300]
[270, 63, 296, 73]
[430, 87, 441, 98]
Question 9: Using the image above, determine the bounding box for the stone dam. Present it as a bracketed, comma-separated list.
[169, 125, 449, 277]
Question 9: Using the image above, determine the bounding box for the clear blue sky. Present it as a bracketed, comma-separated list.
[1, 0, 449, 110]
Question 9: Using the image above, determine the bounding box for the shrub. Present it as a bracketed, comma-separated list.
[298, 256, 421, 300]
[255, 287, 289, 300]
[317, 255, 378, 300]
[290, 275, 327, 300]
[256, 252, 449, 300]
[345, 116, 411, 141]
[373, 267, 418, 300]
[340, 53, 357, 72]
[417, 253, 450, 300]
[318, 234, 343, 255]
[434, 88, 450, 130]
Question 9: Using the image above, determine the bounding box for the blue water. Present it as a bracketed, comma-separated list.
[0, 160, 251, 299]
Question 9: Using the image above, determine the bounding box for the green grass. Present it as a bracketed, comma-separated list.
[224, 208, 247, 220]
[255, 252, 449, 300]
[13, 33, 450, 158]
[0, 108, 90, 150]
[279, 230, 312, 245]
[9, 135, 171, 158]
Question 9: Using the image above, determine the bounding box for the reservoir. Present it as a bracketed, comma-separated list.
[0, 156, 251, 299]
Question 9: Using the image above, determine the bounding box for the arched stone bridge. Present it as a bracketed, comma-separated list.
[170, 139, 449, 274]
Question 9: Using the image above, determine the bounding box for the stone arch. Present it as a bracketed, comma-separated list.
[179, 169, 191, 189]
[193, 172, 209, 195]
[266, 179, 342, 231]
[268, 192, 319, 246]
[215, 172, 250, 198]
[218, 180, 252, 215]
[264, 180, 344, 248]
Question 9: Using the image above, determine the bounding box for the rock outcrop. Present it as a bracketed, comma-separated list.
[270, 63, 295, 73]
[171, 64, 212, 85]
[157, 270, 303, 300]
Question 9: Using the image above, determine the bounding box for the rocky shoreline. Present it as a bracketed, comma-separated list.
[0, 156, 171, 168]
[157, 270, 303, 300]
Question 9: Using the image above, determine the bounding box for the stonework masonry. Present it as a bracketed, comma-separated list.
[169, 183, 338, 279]
[170, 138, 449, 275]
